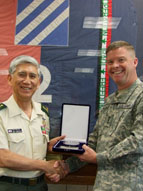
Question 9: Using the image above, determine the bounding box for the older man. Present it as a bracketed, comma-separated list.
[0, 55, 64, 191]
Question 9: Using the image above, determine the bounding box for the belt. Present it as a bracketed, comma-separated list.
[0, 174, 44, 186]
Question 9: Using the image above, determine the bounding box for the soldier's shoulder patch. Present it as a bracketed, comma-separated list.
[41, 104, 49, 117]
[0, 103, 7, 111]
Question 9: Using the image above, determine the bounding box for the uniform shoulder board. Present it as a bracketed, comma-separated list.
[0, 103, 7, 110]
[41, 104, 49, 116]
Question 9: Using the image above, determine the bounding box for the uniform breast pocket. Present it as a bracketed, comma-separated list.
[7, 133, 26, 155]
[43, 134, 49, 143]
[32, 134, 49, 159]
[108, 107, 132, 136]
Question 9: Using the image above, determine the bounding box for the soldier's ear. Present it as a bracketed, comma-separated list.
[134, 57, 138, 68]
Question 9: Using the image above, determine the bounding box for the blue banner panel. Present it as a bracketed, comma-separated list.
[39, 0, 137, 137]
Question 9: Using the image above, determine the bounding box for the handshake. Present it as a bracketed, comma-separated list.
[45, 134, 96, 182]
[45, 135, 70, 182]
[44, 160, 69, 182]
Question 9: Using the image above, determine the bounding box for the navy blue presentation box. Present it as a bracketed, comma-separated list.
[53, 103, 90, 154]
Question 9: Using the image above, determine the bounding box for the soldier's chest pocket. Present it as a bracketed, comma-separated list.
[99, 104, 132, 136]
[7, 133, 26, 155]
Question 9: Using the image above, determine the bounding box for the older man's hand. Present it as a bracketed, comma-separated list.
[45, 160, 70, 182]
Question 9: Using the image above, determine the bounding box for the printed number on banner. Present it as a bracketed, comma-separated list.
[33, 65, 52, 103]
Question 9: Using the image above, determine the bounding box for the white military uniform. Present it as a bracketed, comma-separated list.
[0, 95, 50, 178]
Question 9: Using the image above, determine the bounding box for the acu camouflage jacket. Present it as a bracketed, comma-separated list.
[67, 79, 143, 191]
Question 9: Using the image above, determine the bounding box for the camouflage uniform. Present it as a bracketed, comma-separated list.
[66, 79, 143, 191]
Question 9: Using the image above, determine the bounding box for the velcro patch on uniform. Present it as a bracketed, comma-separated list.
[117, 104, 132, 109]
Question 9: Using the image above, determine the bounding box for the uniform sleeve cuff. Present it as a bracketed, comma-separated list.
[96, 152, 108, 166]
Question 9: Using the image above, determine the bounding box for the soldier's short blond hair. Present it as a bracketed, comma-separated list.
[106, 41, 136, 58]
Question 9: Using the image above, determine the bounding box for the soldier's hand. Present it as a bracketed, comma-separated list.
[76, 144, 97, 163]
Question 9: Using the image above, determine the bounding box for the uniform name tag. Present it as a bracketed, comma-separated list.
[8, 129, 22, 133]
